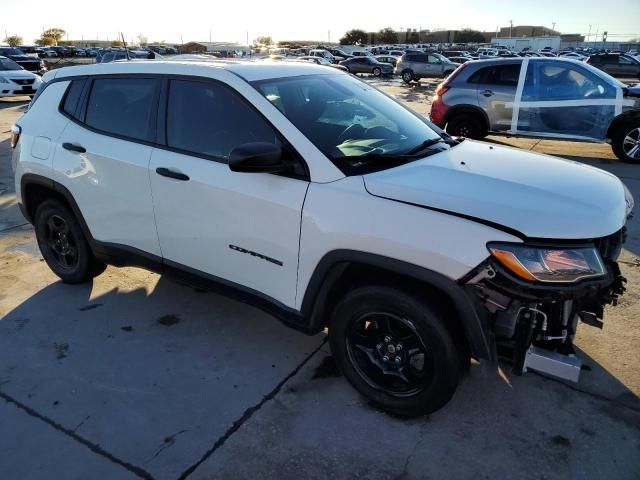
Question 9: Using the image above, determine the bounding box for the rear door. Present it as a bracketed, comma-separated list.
[148, 77, 309, 307]
[53, 76, 162, 256]
[469, 62, 521, 131]
[426, 54, 444, 76]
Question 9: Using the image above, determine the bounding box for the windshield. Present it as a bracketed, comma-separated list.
[253, 73, 444, 174]
[0, 58, 22, 71]
[0, 48, 25, 56]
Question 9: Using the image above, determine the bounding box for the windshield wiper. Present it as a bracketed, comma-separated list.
[405, 138, 446, 155]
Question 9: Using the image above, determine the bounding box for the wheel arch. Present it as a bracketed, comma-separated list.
[442, 104, 490, 133]
[301, 250, 492, 361]
[606, 110, 640, 140]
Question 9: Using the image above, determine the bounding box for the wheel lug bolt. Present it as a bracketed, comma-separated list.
[383, 355, 389, 362]
[384, 336, 391, 343]
[396, 344, 402, 351]
[376, 343, 382, 350]
[395, 357, 402, 364]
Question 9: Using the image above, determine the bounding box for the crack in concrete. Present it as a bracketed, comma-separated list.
[393, 423, 427, 480]
[177, 337, 328, 480]
[144, 429, 188, 466]
[0, 222, 29, 235]
[0, 389, 154, 479]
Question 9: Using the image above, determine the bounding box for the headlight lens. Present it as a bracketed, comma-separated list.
[0, 78, 8, 84]
[488, 243, 606, 283]
[623, 182, 634, 218]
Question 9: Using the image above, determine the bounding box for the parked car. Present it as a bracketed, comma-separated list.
[430, 58, 640, 162]
[0, 47, 47, 75]
[448, 56, 472, 64]
[309, 49, 338, 63]
[560, 51, 586, 59]
[475, 47, 499, 58]
[374, 55, 400, 67]
[0, 56, 43, 97]
[38, 49, 58, 59]
[327, 48, 352, 59]
[395, 52, 458, 83]
[297, 56, 348, 71]
[351, 50, 373, 57]
[339, 56, 394, 76]
[585, 53, 640, 79]
[12, 60, 632, 416]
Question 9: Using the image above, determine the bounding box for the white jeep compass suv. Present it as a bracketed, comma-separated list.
[11, 60, 633, 416]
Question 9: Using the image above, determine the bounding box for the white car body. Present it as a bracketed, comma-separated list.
[0, 61, 42, 98]
[11, 60, 632, 413]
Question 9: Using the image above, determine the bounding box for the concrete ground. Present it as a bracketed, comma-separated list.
[1, 78, 639, 480]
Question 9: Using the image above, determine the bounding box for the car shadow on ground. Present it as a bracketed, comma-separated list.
[0, 270, 323, 478]
[0, 261, 638, 478]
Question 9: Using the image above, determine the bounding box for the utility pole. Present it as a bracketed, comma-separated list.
[509, 20, 513, 37]
[209, 30, 211, 43]
[587, 24, 592, 42]
[552, 22, 556, 32]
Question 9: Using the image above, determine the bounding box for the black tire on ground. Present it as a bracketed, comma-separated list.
[401, 69, 414, 84]
[34, 199, 106, 283]
[611, 121, 640, 164]
[446, 113, 486, 139]
[372, 67, 382, 77]
[329, 285, 465, 417]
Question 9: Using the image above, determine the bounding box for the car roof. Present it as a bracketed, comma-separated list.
[46, 59, 338, 82]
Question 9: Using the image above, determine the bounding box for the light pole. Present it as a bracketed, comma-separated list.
[552, 22, 557, 32]
[509, 20, 513, 37]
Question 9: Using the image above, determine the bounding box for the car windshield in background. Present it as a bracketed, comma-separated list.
[253, 74, 444, 174]
[0, 48, 25, 56]
[0, 58, 22, 71]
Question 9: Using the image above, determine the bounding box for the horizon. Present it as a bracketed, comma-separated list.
[2, 0, 639, 45]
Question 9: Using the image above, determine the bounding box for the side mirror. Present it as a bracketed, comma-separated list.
[229, 142, 292, 174]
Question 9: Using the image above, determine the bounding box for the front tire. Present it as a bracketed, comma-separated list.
[446, 113, 486, 139]
[372, 67, 382, 77]
[34, 199, 106, 283]
[611, 122, 640, 163]
[329, 286, 464, 416]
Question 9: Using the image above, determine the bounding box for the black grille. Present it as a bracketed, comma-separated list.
[17, 61, 41, 72]
[11, 78, 35, 85]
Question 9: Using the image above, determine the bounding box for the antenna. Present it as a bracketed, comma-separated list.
[121, 32, 130, 61]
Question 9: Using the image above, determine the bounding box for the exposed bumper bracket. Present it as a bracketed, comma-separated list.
[523, 346, 582, 383]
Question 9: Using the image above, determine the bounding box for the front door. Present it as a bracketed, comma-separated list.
[149, 78, 309, 307]
[472, 62, 521, 132]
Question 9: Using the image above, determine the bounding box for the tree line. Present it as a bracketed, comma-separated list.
[339, 28, 487, 45]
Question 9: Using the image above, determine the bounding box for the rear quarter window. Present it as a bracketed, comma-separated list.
[61, 79, 87, 118]
[468, 64, 520, 86]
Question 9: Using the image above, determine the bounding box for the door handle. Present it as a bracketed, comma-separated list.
[156, 167, 190, 181]
[62, 142, 86, 153]
[481, 90, 494, 97]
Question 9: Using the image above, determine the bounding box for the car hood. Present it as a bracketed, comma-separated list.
[7, 55, 38, 62]
[0, 69, 38, 79]
[363, 140, 628, 239]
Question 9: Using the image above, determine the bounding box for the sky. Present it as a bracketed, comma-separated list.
[1, 0, 638, 45]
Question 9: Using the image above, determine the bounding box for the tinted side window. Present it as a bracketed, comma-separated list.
[62, 79, 86, 118]
[166, 80, 277, 161]
[468, 64, 520, 86]
[85, 78, 158, 142]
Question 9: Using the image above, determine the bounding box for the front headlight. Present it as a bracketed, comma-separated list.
[0, 78, 8, 84]
[487, 242, 606, 283]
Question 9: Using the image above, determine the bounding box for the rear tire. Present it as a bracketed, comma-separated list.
[446, 113, 486, 139]
[34, 199, 106, 283]
[401, 70, 414, 84]
[329, 286, 464, 417]
[611, 122, 640, 163]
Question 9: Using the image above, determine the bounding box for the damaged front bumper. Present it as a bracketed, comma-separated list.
[463, 228, 627, 382]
